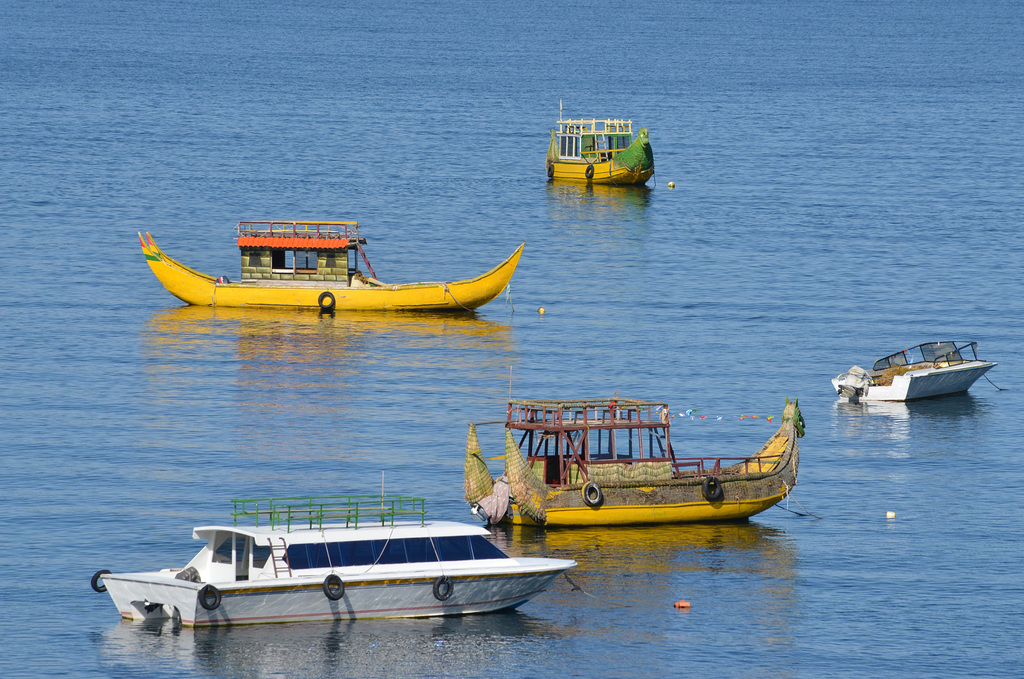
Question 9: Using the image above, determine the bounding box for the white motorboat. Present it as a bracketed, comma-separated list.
[91, 495, 575, 627]
[832, 341, 996, 402]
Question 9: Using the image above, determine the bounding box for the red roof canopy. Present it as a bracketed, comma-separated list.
[237, 236, 351, 251]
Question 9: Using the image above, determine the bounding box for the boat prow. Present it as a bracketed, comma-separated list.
[140, 223, 524, 312]
[140, 232, 218, 306]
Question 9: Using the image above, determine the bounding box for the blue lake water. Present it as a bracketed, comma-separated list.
[2, 1, 1024, 677]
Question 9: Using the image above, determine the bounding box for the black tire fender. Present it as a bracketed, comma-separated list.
[432, 575, 454, 601]
[91, 569, 111, 593]
[547, 163, 554, 178]
[198, 584, 222, 611]
[582, 481, 603, 507]
[585, 163, 595, 180]
[702, 476, 725, 502]
[318, 291, 336, 311]
[323, 573, 345, 601]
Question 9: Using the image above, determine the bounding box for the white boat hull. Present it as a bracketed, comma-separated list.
[832, 361, 995, 402]
[103, 559, 571, 627]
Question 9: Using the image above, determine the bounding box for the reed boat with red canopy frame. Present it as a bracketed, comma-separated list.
[140, 221, 524, 311]
[465, 398, 803, 527]
[546, 117, 654, 185]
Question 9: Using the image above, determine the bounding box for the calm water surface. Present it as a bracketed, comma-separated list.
[2, 1, 1023, 677]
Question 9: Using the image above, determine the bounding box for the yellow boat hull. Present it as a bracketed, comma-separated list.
[140, 233, 523, 311]
[549, 159, 654, 185]
[506, 490, 788, 526]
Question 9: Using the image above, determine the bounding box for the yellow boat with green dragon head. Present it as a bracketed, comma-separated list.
[546, 117, 654, 185]
[140, 221, 524, 312]
[465, 398, 803, 527]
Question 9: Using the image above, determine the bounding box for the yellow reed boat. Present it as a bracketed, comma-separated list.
[465, 398, 803, 527]
[546, 117, 654, 185]
[140, 221, 524, 311]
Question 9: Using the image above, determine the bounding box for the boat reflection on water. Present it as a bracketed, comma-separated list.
[145, 306, 514, 355]
[97, 611, 568, 678]
[139, 306, 517, 476]
[545, 181, 651, 226]
[494, 522, 797, 576]
[832, 393, 992, 443]
[491, 522, 798, 638]
[143, 306, 515, 380]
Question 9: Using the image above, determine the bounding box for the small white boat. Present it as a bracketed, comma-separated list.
[832, 341, 996, 402]
[91, 495, 575, 627]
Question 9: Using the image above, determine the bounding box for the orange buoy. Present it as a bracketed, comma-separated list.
[674, 599, 691, 609]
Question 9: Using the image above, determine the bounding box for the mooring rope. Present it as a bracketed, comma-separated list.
[442, 282, 474, 311]
[984, 374, 1006, 391]
[779, 481, 822, 519]
[563, 573, 631, 608]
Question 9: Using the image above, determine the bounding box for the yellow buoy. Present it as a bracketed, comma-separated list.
[886, 511, 896, 519]
[667, 181, 675, 189]
[538, 307, 545, 314]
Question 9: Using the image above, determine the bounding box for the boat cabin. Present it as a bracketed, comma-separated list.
[236, 221, 379, 286]
[554, 119, 636, 163]
[181, 495, 509, 583]
[508, 398, 676, 486]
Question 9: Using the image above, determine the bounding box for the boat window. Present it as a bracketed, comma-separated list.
[282, 536, 504, 569]
[403, 537, 439, 563]
[253, 543, 271, 568]
[307, 543, 338, 568]
[434, 536, 473, 561]
[212, 532, 234, 564]
[285, 544, 312, 570]
[469, 535, 507, 559]
[294, 251, 317, 272]
[337, 541, 372, 566]
[271, 250, 317, 273]
[558, 134, 580, 159]
[373, 539, 409, 565]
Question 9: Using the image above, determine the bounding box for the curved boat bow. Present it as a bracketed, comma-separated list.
[140, 230, 523, 312]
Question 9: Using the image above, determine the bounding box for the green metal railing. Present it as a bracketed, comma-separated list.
[231, 495, 427, 532]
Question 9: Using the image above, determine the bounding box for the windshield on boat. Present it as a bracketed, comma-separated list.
[873, 341, 979, 371]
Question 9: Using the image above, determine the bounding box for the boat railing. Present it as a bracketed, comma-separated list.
[672, 454, 784, 477]
[231, 495, 427, 532]
[507, 399, 669, 430]
[557, 118, 633, 135]
[237, 221, 360, 240]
